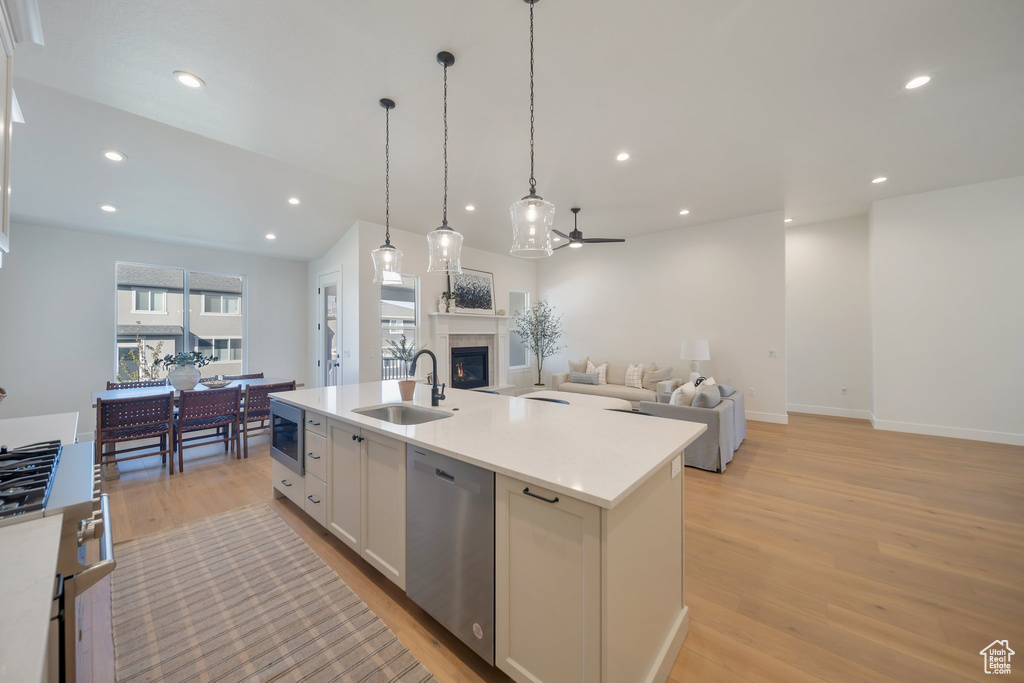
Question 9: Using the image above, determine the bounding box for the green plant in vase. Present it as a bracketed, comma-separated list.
[159, 351, 215, 391]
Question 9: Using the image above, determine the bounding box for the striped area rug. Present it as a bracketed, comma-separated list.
[111, 504, 438, 682]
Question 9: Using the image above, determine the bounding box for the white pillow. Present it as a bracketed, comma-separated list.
[669, 381, 697, 406]
[625, 363, 645, 389]
[586, 360, 608, 385]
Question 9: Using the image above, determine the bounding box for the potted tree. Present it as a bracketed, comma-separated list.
[512, 298, 564, 386]
[159, 351, 215, 391]
[384, 335, 422, 400]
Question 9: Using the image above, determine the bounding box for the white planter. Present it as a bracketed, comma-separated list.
[168, 364, 201, 391]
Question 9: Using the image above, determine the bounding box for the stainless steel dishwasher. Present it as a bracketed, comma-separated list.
[406, 444, 495, 664]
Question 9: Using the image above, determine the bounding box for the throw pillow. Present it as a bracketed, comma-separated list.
[718, 382, 736, 397]
[586, 360, 608, 385]
[691, 382, 723, 408]
[569, 371, 599, 385]
[625, 363, 645, 389]
[670, 381, 697, 406]
[568, 357, 589, 374]
[642, 366, 673, 392]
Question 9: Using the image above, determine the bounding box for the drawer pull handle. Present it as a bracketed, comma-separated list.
[308, 419, 321, 426]
[307, 495, 320, 504]
[523, 487, 558, 504]
[280, 480, 292, 487]
[307, 453, 320, 460]
[435, 468, 455, 484]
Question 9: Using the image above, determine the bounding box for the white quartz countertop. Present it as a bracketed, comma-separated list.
[0, 412, 79, 448]
[271, 382, 705, 508]
[0, 514, 63, 683]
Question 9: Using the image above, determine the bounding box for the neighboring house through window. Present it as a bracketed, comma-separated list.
[132, 288, 167, 313]
[202, 293, 241, 315]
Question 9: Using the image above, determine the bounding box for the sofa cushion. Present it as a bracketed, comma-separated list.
[642, 366, 673, 391]
[569, 370, 600, 385]
[692, 382, 723, 408]
[605, 362, 629, 386]
[586, 360, 608, 385]
[670, 381, 697, 406]
[555, 381, 654, 404]
[625, 363, 645, 389]
[718, 382, 736, 397]
[568, 357, 589, 374]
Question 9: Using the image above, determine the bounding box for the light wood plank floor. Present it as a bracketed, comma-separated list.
[100, 415, 1024, 682]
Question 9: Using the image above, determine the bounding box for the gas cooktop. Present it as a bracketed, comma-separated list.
[0, 440, 62, 525]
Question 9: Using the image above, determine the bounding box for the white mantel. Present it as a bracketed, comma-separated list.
[428, 313, 510, 389]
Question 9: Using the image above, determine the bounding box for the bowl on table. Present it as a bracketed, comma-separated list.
[199, 379, 232, 389]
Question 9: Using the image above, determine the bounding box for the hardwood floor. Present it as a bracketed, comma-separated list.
[103, 415, 1024, 682]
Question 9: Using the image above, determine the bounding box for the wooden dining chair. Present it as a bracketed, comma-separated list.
[241, 381, 296, 458]
[223, 372, 264, 380]
[106, 379, 168, 390]
[173, 386, 241, 474]
[94, 393, 175, 470]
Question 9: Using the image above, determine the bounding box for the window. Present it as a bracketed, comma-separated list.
[380, 275, 419, 379]
[509, 290, 530, 369]
[202, 293, 241, 315]
[115, 263, 246, 381]
[132, 288, 167, 313]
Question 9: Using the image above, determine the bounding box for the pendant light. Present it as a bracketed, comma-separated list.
[426, 51, 464, 274]
[371, 98, 404, 284]
[509, 0, 554, 259]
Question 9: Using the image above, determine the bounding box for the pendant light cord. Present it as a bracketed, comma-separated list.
[528, 0, 536, 194]
[384, 105, 391, 244]
[442, 62, 449, 225]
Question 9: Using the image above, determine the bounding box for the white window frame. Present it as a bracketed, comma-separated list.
[200, 292, 242, 316]
[130, 287, 168, 314]
[508, 290, 531, 370]
[195, 336, 243, 363]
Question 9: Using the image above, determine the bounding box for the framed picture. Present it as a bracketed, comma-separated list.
[452, 268, 496, 315]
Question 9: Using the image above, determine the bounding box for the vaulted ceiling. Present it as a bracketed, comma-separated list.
[10, 0, 1024, 259]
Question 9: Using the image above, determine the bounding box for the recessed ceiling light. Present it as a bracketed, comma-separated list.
[266, 233, 276, 240]
[784, 218, 793, 223]
[679, 209, 690, 215]
[904, 75, 931, 90]
[174, 71, 205, 88]
[288, 197, 300, 205]
[104, 150, 126, 162]
[616, 152, 630, 161]
[872, 176, 887, 184]
[99, 203, 119, 212]
[465, 205, 475, 211]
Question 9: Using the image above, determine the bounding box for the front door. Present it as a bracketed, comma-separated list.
[319, 272, 340, 386]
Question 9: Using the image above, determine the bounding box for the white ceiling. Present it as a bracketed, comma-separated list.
[9, 0, 1024, 259]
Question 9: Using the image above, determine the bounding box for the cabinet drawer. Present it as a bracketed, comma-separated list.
[272, 459, 305, 508]
[304, 412, 327, 438]
[305, 432, 327, 481]
[304, 474, 328, 527]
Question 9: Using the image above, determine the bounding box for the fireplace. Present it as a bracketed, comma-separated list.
[451, 346, 489, 390]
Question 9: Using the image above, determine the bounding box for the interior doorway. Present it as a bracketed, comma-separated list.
[318, 272, 340, 386]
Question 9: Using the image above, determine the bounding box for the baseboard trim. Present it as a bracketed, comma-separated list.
[871, 419, 1024, 447]
[746, 411, 789, 425]
[787, 404, 874, 421]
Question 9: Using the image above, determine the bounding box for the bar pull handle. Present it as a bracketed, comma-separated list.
[523, 487, 559, 504]
[307, 495, 320, 504]
[435, 468, 455, 484]
[280, 479, 292, 487]
[307, 419, 321, 426]
[307, 453, 320, 460]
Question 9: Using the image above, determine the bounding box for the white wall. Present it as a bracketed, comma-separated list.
[786, 216, 873, 419]
[537, 211, 788, 422]
[0, 221, 309, 437]
[870, 176, 1024, 445]
[307, 221, 538, 392]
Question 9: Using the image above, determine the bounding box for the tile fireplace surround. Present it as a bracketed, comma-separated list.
[428, 313, 510, 391]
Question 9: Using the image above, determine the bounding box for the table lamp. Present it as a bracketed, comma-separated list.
[680, 340, 710, 383]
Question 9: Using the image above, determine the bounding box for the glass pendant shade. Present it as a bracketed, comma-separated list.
[510, 194, 555, 258]
[427, 224, 463, 274]
[371, 243, 403, 284]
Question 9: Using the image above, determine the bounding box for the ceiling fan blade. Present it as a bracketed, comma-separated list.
[581, 238, 626, 243]
[552, 229, 570, 239]
[553, 242, 572, 250]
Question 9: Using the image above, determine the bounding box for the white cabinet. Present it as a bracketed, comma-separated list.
[327, 419, 406, 589]
[303, 472, 327, 527]
[272, 458, 305, 509]
[272, 416, 328, 531]
[495, 474, 602, 683]
[328, 421, 361, 552]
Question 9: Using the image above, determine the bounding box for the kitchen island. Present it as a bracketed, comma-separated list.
[270, 381, 705, 683]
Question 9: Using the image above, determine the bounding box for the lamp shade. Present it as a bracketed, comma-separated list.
[371, 243, 403, 284]
[426, 224, 463, 274]
[679, 340, 710, 361]
[510, 194, 555, 258]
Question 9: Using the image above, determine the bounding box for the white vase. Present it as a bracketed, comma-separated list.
[169, 364, 201, 391]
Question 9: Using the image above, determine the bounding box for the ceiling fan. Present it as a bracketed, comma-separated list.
[553, 208, 626, 250]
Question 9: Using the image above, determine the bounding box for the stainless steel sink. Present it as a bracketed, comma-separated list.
[353, 404, 453, 426]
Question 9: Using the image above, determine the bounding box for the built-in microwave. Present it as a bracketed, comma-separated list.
[269, 399, 304, 475]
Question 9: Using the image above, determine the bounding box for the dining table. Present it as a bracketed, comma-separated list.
[90, 376, 301, 407]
